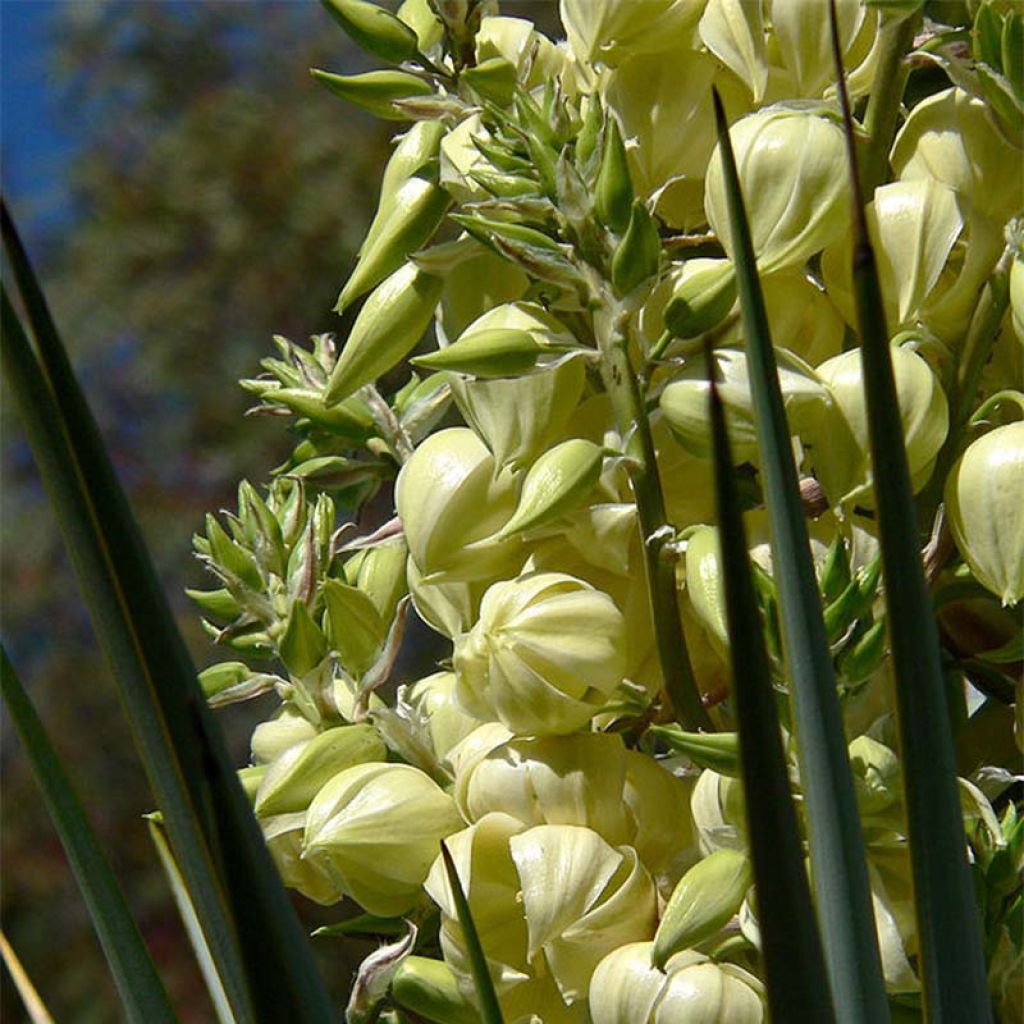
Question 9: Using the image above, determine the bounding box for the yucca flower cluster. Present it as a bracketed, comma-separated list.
[190, 1, 1023, 1021]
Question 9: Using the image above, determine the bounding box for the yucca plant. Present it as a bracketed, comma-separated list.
[3, 1, 1022, 1022]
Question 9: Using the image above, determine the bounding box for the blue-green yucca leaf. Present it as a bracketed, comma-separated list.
[0, 647, 178, 1024]
[1, 203, 334, 1023]
[704, 341, 835, 1023]
[439, 842, 505, 1024]
[709, 89, 888, 1024]
[827, 6, 994, 1020]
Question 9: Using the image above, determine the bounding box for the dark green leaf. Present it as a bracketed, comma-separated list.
[711, 78, 887, 1022]
[0, 648, 177, 1024]
[829, 26, 994, 1023]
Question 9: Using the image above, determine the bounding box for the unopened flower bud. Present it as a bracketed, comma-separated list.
[407, 671, 481, 763]
[653, 848, 752, 968]
[814, 346, 949, 502]
[1011, 253, 1024, 346]
[396, 427, 521, 582]
[663, 259, 737, 339]
[589, 942, 766, 1023]
[303, 762, 462, 916]
[595, 116, 634, 232]
[322, 579, 387, 677]
[945, 421, 1024, 606]
[320, 0, 420, 64]
[337, 173, 450, 311]
[311, 69, 432, 120]
[461, 55, 518, 105]
[251, 707, 318, 764]
[611, 200, 661, 296]
[325, 262, 443, 404]
[453, 572, 627, 735]
[660, 346, 826, 463]
[391, 956, 478, 1024]
[452, 350, 587, 470]
[412, 327, 547, 377]
[848, 735, 901, 817]
[498, 438, 604, 538]
[705, 108, 848, 274]
[683, 525, 728, 652]
[457, 732, 633, 845]
[254, 724, 386, 817]
[347, 538, 409, 624]
[623, 751, 699, 886]
[691, 768, 747, 854]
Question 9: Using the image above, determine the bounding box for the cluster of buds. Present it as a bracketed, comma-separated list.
[190, 1, 1023, 1021]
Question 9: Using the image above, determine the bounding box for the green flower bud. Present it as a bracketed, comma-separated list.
[653, 849, 752, 968]
[280, 598, 328, 677]
[237, 765, 266, 804]
[320, 0, 420, 64]
[322, 579, 387, 677]
[391, 956, 478, 1024]
[263, 813, 343, 906]
[396, 0, 443, 53]
[348, 538, 409, 624]
[650, 724, 742, 776]
[453, 572, 627, 735]
[663, 258, 737, 339]
[303, 762, 463, 916]
[251, 706, 318, 764]
[186, 586, 242, 622]
[589, 942, 766, 1024]
[254, 724, 386, 817]
[945, 421, 1024, 606]
[691, 768, 747, 855]
[310, 69, 432, 121]
[705, 108, 848, 274]
[611, 199, 661, 297]
[684, 525, 729, 653]
[199, 661, 258, 705]
[461, 55, 519, 106]
[395, 427, 521, 582]
[456, 732, 633, 846]
[699, 0, 767, 102]
[891, 86, 1024, 230]
[814, 346, 949, 503]
[439, 114, 493, 204]
[324, 262, 443, 405]
[452, 351, 587, 472]
[498, 438, 604, 538]
[1012, 253, 1024, 346]
[595, 116, 634, 233]
[407, 671, 480, 763]
[412, 327, 546, 377]
[337, 173, 450, 311]
[660, 346, 826, 463]
[439, 244, 530, 340]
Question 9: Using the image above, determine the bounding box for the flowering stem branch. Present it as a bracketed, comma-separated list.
[860, 10, 921, 192]
[590, 288, 712, 732]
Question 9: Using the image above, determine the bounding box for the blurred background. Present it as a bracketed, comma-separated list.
[2, 2, 561, 1019]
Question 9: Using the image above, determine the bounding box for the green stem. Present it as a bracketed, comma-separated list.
[591, 293, 712, 732]
[860, 11, 921, 193]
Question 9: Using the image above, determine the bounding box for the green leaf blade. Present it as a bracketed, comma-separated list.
[0, 648, 178, 1024]
[710, 87, 888, 1024]
[828, 19, 994, 1022]
[704, 344, 835, 1023]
